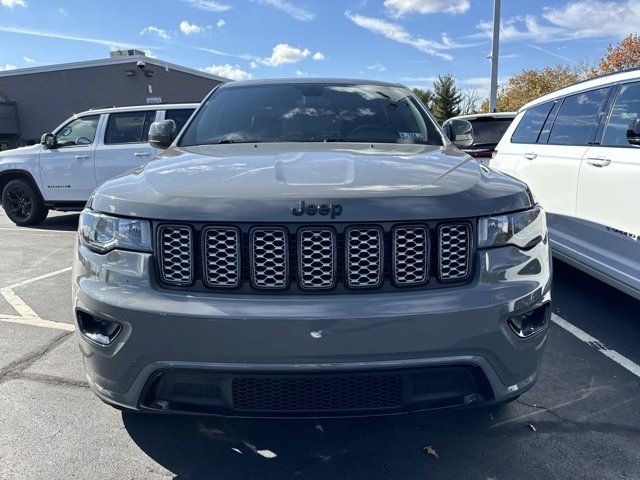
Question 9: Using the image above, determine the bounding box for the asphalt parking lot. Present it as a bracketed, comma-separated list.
[0, 210, 639, 480]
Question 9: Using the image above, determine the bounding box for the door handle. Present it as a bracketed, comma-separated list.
[523, 152, 537, 160]
[75, 154, 90, 160]
[134, 152, 152, 157]
[586, 157, 611, 167]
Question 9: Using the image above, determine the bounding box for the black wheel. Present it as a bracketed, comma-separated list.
[2, 178, 48, 226]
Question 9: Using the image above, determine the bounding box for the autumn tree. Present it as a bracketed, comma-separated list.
[431, 74, 462, 123]
[591, 34, 640, 76]
[481, 65, 580, 112]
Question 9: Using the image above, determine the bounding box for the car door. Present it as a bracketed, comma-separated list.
[94, 110, 157, 186]
[39, 114, 101, 201]
[513, 88, 610, 226]
[576, 81, 640, 292]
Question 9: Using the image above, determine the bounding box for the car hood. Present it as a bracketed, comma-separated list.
[91, 143, 533, 222]
[0, 144, 40, 159]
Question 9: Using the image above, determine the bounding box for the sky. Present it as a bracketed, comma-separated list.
[0, 0, 639, 99]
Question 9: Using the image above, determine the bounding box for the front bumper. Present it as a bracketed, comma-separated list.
[73, 238, 551, 417]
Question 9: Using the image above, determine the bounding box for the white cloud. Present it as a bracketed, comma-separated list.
[0, 64, 17, 71]
[0, 26, 150, 50]
[201, 64, 252, 80]
[384, 0, 470, 17]
[476, 1, 640, 43]
[312, 51, 325, 61]
[58, 7, 67, 15]
[143, 49, 157, 59]
[216, 19, 226, 28]
[140, 26, 171, 40]
[345, 11, 456, 60]
[1, 0, 26, 7]
[22, 56, 35, 63]
[253, 0, 314, 21]
[366, 63, 386, 71]
[257, 43, 310, 67]
[295, 69, 308, 76]
[184, 0, 231, 12]
[179, 20, 208, 35]
[197, 46, 256, 61]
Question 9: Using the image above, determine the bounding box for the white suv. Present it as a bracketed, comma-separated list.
[491, 69, 640, 300]
[0, 103, 197, 226]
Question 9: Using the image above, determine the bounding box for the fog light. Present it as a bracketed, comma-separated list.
[508, 303, 550, 338]
[76, 310, 121, 346]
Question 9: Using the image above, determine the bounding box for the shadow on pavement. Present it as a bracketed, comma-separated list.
[122, 406, 532, 480]
[25, 213, 79, 232]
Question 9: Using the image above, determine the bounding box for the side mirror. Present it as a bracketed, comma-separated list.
[40, 133, 55, 149]
[448, 119, 474, 148]
[627, 118, 640, 146]
[148, 120, 177, 149]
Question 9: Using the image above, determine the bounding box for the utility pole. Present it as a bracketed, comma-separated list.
[489, 0, 501, 112]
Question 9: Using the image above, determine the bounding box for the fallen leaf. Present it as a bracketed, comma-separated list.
[256, 449, 278, 459]
[231, 447, 243, 454]
[526, 423, 537, 432]
[316, 423, 324, 433]
[423, 446, 439, 459]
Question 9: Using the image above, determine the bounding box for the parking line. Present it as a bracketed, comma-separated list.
[552, 313, 640, 378]
[0, 267, 75, 332]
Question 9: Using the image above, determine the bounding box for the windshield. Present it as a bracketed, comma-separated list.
[179, 83, 443, 146]
[468, 118, 513, 146]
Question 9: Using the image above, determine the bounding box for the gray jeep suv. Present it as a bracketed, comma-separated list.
[72, 79, 551, 417]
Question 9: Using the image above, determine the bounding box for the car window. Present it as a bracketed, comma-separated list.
[55, 115, 100, 148]
[548, 87, 609, 145]
[468, 118, 513, 145]
[511, 102, 553, 144]
[105, 111, 156, 145]
[165, 109, 195, 134]
[180, 83, 443, 146]
[536, 101, 560, 144]
[602, 82, 640, 147]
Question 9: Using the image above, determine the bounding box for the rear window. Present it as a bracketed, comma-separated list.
[511, 102, 553, 144]
[105, 111, 156, 145]
[548, 87, 609, 145]
[468, 118, 513, 145]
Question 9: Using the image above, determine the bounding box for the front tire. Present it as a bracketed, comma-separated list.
[1, 179, 49, 226]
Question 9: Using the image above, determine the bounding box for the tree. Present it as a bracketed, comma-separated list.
[460, 89, 481, 115]
[412, 88, 434, 110]
[591, 34, 640, 76]
[431, 74, 462, 123]
[481, 65, 580, 112]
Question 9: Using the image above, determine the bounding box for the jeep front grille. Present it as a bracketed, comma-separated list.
[250, 227, 289, 289]
[156, 221, 473, 292]
[158, 225, 193, 286]
[393, 225, 429, 286]
[203, 227, 240, 288]
[439, 224, 471, 281]
[298, 227, 336, 289]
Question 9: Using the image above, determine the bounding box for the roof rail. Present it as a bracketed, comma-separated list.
[89, 106, 116, 110]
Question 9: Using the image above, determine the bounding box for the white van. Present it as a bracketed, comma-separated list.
[491, 69, 640, 300]
[0, 103, 197, 225]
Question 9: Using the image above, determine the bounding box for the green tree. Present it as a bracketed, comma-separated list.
[412, 88, 434, 110]
[431, 74, 462, 123]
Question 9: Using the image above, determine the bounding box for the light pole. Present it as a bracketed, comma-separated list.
[489, 0, 501, 112]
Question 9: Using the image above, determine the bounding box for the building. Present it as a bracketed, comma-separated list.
[0, 50, 228, 150]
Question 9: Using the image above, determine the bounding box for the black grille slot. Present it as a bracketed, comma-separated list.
[393, 225, 429, 286]
[439, 224, 471, 281]
[298, 227, 336, 289]
[232, 375, 404, 411]
[345, 226, 384, 288]
[250, 227, 289, 289]
[158, 225, 193, 286]
[173, 383, 222, 399]
[203, 227, 240, 288]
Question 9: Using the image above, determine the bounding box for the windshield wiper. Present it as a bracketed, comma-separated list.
[322, 137, 346, 142]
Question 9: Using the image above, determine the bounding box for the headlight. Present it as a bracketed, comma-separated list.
[478, 206, 546, 249]
[78, 209, 151, 253]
